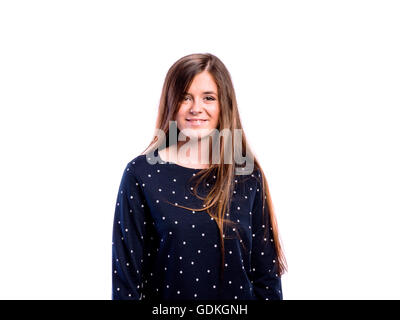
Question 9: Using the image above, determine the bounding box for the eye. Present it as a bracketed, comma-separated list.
[205, 96, 216, 101]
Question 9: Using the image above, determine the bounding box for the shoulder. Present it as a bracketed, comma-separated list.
[119, 154, 145, 180]
[235, 166, 262, 186]
[123, 151, 163, 180]
[126, 153, 148, 170]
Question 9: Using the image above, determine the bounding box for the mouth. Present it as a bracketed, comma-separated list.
[185, 118, 209, 125]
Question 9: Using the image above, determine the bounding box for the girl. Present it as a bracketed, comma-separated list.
[112, 53, 287, 300]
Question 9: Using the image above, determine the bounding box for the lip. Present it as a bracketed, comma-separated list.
[185, 118, 209, 126]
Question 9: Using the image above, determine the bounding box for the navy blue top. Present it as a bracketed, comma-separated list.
[111, 149, 283, 300]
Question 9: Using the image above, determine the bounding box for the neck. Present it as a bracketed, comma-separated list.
[174, 136, 211, 168]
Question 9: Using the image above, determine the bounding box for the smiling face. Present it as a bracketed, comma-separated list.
[175, 71, 220, 139]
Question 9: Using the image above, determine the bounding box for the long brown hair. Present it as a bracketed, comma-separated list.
[142, 53, 288, 281]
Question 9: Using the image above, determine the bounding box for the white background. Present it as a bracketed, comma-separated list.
[0, 0, 399, 299]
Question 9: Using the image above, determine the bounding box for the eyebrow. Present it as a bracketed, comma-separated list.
[184, 91, 217, 95]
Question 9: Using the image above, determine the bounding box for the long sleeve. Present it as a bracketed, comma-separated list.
[112, 162, 148, 300]
[249, 171, 283, 300]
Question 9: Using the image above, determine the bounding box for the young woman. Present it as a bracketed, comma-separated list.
[112, 53, 288, 300]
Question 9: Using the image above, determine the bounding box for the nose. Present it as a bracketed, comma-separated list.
[189, 98, 203, 114]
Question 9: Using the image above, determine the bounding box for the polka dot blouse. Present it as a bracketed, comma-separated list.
[112, 150, 283, 300]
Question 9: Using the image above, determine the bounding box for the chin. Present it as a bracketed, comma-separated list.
[179, 127, 215, 140]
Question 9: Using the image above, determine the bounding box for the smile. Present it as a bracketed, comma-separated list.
[185, 119, 209, 126]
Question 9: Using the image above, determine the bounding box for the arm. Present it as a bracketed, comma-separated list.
[111, 162, 148, 300]
[249, 171, 283, 300]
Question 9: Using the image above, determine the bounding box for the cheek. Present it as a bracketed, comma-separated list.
[211, 106, 220, 124]
[175, 110, 187, 130]
[175, 107, 185, 120]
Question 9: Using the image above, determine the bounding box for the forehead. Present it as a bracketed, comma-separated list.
[185, 71, 218, 94]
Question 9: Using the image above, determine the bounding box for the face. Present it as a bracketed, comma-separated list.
[175, 71, 220, 139]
